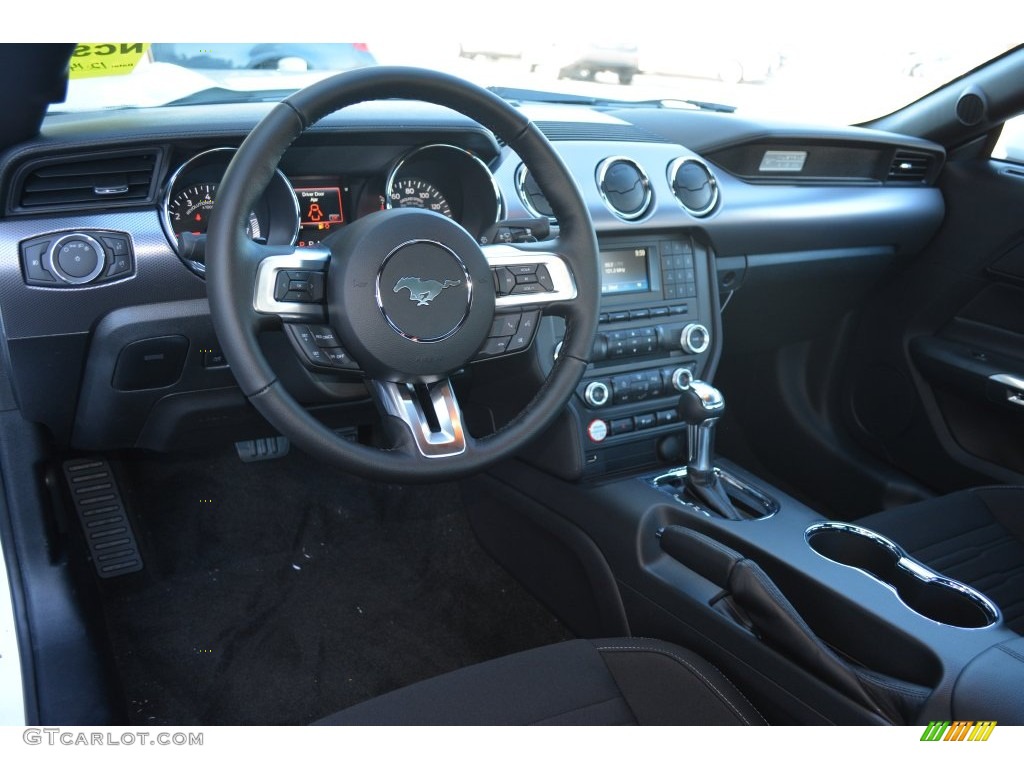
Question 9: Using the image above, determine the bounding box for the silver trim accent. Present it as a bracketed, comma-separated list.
[681, 323, 711, 355]
[584, 381, 610, 408]
[385, 144, 503, 228]
[989, 373, 1024, 407]
[372, 379, 467, 458]
[595, 156, 653, 222]
[46, 233, 106, 285]
[252, 247, 331, 320]
[667, 157, 720, 217]
[160, 147, 300, 274]
[806, 522, 1000, 629]
[651, 466, 780, 519]
[670, 367, 693, 392]
[374, 239, 473, 343]
[482, 243, 577, 308]
[514, 163, 556, 223]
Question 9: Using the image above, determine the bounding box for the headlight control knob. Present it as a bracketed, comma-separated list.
[584, 381, 611, 408]
[47, 234, 105, 285]
[680, 323, 711, 355]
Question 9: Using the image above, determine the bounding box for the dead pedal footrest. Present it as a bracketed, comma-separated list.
[63, 458, 143, 578]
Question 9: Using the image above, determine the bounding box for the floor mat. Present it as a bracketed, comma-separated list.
[96, 448, 572, 725]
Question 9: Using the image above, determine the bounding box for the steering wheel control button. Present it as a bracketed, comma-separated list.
[274, 270, 325, 303]
[308, 325, 340, 347]
[505, 310, 540, 353]
[587, 419, 609, 443]
[490, 313, 521, 337]
[477, 336, 511, 358]
[493, 267, 516, 295]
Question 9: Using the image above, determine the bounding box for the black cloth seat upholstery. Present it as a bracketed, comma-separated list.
[316, 637, 765, 725]
[859, 486, 1024, 634]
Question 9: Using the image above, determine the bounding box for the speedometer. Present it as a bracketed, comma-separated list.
[167, 183, 261, 240]
[388, 177, 453, 218]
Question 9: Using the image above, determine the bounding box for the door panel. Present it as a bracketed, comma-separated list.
[842, 157, 1024, 493]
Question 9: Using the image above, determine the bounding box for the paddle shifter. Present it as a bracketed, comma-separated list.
[676, 379, 744, 521]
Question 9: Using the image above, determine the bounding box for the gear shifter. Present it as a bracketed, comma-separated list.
[676, 379, 744, 520]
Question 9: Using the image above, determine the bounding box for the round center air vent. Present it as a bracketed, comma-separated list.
[515, 164, 555, 221]
[668, 158, 719, 217]
[596, 157, 652, 220]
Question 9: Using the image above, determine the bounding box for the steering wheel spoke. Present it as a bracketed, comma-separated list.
[252, 245, 332, 323]
[483, 242, 578, 310]
[372, 378, 470, 458]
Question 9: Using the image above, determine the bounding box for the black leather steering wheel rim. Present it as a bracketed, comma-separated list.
[206, 67, 599, 482]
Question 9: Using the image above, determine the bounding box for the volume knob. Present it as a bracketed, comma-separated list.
[584, 381, 611, 408]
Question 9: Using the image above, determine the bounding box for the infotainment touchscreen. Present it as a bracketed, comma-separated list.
[600, 247, 650, 295]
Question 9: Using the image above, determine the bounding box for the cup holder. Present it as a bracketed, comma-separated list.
[806, 522, 999, 629]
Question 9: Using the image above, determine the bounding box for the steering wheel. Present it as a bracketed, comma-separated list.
[206, 67, 599, 482]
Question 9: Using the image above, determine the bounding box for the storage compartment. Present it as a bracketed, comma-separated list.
[806, 522, 998, 629]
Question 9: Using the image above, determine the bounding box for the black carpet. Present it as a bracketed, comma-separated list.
[95, 447, 572, 725]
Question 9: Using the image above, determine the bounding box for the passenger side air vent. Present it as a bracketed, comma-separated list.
[887, 150, 932, 184]
[11, 148, 162, 213]
[596, 157, 652, 220]
[668, 158, 719, 217]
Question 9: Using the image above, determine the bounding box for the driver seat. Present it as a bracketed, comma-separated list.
[315, 637, 765, 725]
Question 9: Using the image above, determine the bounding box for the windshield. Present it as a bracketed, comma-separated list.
[56, 23, 1022, 125]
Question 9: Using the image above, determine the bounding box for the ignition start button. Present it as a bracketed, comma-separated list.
[587, 419, 609, 443]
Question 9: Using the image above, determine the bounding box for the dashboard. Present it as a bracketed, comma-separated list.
[0, 98, 946, 469]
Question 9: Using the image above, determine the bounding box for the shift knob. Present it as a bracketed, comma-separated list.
[677, 379, 725, 425]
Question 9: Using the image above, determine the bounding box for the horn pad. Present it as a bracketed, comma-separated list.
[326, 209, 495, 381]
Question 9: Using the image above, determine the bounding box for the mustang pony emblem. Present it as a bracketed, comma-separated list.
[393, 276, 462, 306]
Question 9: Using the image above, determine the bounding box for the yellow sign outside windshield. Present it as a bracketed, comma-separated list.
[69, 43, 149, 79]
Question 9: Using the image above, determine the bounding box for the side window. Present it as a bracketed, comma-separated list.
[993, 114, 1024, 164]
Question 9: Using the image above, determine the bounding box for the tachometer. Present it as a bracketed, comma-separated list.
[388, 177, 453, 218]
[167, 183, 261, 240]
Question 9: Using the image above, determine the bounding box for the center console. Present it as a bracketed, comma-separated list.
[541, 233, 720, 479]
[463, 233, 1022, 723]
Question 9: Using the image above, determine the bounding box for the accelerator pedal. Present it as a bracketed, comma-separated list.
[63, 459, 143, 578]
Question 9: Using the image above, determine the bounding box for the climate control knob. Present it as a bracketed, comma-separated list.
[680, 323, 711, 355]
[670, 367, 694, 392]
[584, 381, 611, 408]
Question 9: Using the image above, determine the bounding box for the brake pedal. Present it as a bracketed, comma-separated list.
[63, 459, 143, 578]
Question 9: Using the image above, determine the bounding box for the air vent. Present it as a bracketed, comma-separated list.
[887, 150, 932, 184]
[515, 164, 555, 221]
[668, 158, 719, 217]
[596, 157, 652, 220]
[12, 149, 162, 212]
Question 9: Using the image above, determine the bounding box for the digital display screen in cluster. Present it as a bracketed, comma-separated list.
[296, 187, 344, 246]
[600, 247, 650, 295]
